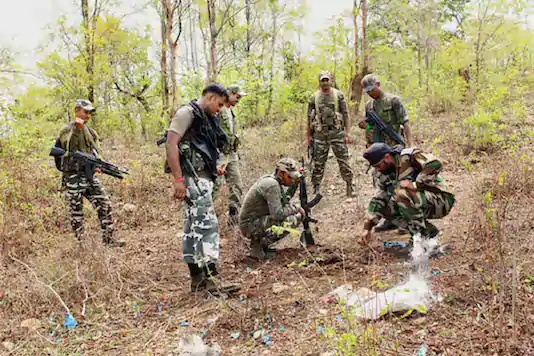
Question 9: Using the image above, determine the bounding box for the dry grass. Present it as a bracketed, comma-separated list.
[1, 104, 534, 355]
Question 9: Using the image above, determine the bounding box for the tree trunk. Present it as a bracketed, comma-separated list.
[165, 0, 178, 116]
[160, 0, 169, 119]
[245, 0, 252, 55]
[266, 2, 277, 118]
[361, 0, 369, 72]
[81, 0, 95, 123]
[207, 0, 218, 82]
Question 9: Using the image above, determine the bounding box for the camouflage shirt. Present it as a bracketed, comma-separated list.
[307, 88, 349, 131]
[368, 148, 452, 216]
[239, 174, 299, 227]
[364, 92, 408, 145]
[218, 106, 239, 154]
[59, 123, 100, 154]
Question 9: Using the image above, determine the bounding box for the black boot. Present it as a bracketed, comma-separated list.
[374, 218, 398, 232]
[187, 263, 206, 293]
[203, 263, 240, 294]
[424, 222, 440, 239]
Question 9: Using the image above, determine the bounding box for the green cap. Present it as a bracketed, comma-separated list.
[75, 99, 95, 112]
[276, 157, 302, 179]
[227, 84, 247, 96]
[361, 74, 379, 93]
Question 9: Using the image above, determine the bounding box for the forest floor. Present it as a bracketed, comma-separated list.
[1, 97, 534, 355]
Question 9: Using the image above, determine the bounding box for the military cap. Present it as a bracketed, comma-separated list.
[75, 99, 95, 112]
[363, 143, 392, 166]
[276, 157, 302, 179]
[227, 84, 247, 96]
[319, 71, 332, 81]
[361, 73, 379, 92]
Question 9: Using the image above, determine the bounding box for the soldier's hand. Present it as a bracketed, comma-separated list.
[299, 166, 307, 177]
[345, 134, 351, 144]
[399, 179, 416, 191]
[358, 120, 367, 129]
[217, 164, 227, 176]
[95, 168, 102, 173]
[172, 181, 187, 200]
[74, 117, 85, 129]
[358, 229, 372, 245]
[307, 136, 312, 146]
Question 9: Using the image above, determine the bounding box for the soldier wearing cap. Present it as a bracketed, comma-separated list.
[359, 73, 413, 148]
[307, 71, 354, 197]
[359, 143, 456, 256]
[239, 157, 306, 260]
[57, 99, 118, 246]
[212, 84, 246, 225]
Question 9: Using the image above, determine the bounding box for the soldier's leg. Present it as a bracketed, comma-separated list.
[225, 152, 244, 212]
[64, 174, 86, 240]
[211, 175, 225, 203]
[85, 176, 115, 244]
[311, 132, 330, 192]
[330, 130, 354, 196]
[243, 216, 289, 259]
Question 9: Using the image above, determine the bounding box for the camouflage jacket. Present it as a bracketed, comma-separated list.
[363, 93, 408, 146]
[218, 106, 240, 154]
[58, 123, 100, 154]
[368, 148, 453, 215]
[307, 88, 349, 133]
[239, 174, 299, 227]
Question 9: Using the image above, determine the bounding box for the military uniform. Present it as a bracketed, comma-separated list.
[308, 85, 353, 192]
[212, 105, 243, 216]
[58, 100, 114, 243]
[363, 144, 456, 239]
[239, 158, 303, 258]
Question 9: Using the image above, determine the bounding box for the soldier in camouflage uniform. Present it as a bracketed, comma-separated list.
[359, 143, 456, 256]
[358, 74, 414, 232]
[212, 84, 246, 225]
[239, 158, 305, 260]
[165, 83, 240, 294]
[57, 99, 118, 246]
[307, 71, 354, 197]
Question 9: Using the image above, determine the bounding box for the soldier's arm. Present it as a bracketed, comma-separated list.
[264, 185, 299, 221]
[285, 181, 299, 200]
[166, 108, 194, 180]
[413, 153, 443, 187]
[338, 92, 350, 135]
[392, 96, 412, 146]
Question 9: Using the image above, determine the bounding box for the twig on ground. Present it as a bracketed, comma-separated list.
[9, 253, 71, 315]
[76, 262, 89, 317]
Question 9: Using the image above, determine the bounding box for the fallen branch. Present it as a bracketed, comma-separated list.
[9, 253, 71, 315]
[76, 262, 89, 317]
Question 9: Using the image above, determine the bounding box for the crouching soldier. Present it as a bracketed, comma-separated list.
[239, 158, 305, 260]
[359, 143, 456, 255]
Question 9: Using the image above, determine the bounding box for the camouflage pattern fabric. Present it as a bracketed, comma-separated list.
[182, 176, 220, 267]
[311, 129, 353, 186]
[239, 174, 300, 242]
[212, 151, 243, 211]
[64, 173, 114, 241]
[366, 147, 455, 236]
[364, 93, 408, 146]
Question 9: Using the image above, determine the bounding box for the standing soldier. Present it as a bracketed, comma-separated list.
[239, 158, 305, 260]
[358, 74, 413, 232]
[57, 99, 119, 246]
[212, 84, 246, 225]
[358, 73, 413, 148]
[307, 71, 354, 197]
[165, 83, 240, 295]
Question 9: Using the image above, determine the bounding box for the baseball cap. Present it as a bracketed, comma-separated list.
[361, 73, 379, 93]
[319, 71, 331, 81]
[363, 143, 391, 166]
[227, 84, 247, 96]
[75, 99, 95, 112]
[276, 157, 302, 179]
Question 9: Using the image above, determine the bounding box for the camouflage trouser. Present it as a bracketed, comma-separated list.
[239, 215, 292, 246]
[311, 130, 353, 186]
[370, 187, 456, 236]
[64, 173, 114, 241]
[212, 151, 243, 211]
[183, 176, 220, 267]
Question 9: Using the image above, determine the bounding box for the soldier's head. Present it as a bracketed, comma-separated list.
[361, 74, 382, 99]
[318, 71, 333, 91]
[74, 99, 95, 122]
[363, 143, 396, 173]
[201, 83, 229, 114]
[275, 157, 302, 186]
[226, 84, 247, 107]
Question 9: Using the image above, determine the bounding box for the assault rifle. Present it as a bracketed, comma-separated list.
[49, 147, 129, 182]
[365, 110, 405, 147]
[299, 157, 323, 247]
[156, 132, 201, 207]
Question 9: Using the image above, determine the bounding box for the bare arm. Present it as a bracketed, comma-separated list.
[403, 121, 413, 147]
[166, 131, 183, 179]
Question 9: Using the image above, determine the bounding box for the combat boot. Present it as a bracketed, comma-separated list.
[424, 221, 440, 239]
[187, 263, 207, 293]
[250, 237, 266, 260]
[203, 263, 241, 295]
[374, 218, 397, 232]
